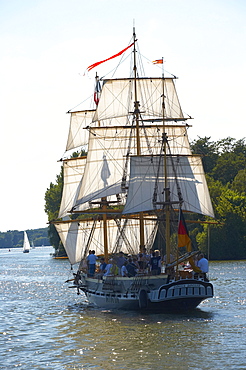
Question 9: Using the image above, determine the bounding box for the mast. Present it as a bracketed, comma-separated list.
[102, 197, 109, 262]
[161, 61, 171, 264]
[133, 27, 145, 251]
[95, 71, 109, 261]
[133, 28, 141, 155]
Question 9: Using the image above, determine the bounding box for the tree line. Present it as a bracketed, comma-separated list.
[44, 137, 246, 260]
[190, 137, 245, 259]
[0, 228, 50, 249]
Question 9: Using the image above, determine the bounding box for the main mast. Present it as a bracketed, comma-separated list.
[133, 28, 145, 251]
[161, 62, 171, 264]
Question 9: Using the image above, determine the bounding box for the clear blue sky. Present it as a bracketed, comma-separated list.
[1, 0, 245, 232]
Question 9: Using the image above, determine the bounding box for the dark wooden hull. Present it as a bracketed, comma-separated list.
[75, 274, 213, 312]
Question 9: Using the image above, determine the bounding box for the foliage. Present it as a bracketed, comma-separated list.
[44, 167, 63, 251]
[196, 189, 246, 259]
[190, 136, 218, 173]
[191, 137, 246, 259]
[0, 228, 49, 249]
[232, 169, 246, 194]
[211, 152, 245, 185]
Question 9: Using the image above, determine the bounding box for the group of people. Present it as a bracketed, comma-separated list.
[86, 249, 164, 278]
[85, 249, 209, 279]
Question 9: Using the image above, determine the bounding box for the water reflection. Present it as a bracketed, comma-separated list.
[1, 249, 246, 370]
[68, 302, 215, 321]
[58, 302, 216, 369]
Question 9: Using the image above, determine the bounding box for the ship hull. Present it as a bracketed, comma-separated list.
[74, 274, 213, 312]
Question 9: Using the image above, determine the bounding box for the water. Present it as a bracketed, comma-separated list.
[1, 247, 246, 370]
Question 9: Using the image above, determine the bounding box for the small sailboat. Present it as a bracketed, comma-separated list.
[23, 231, 31, 253]
[53, 29, 214, 311]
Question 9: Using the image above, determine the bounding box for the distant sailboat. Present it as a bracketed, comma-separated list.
[23, 231, 31, 253]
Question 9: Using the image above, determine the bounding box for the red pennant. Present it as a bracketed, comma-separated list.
[87, 41, 135, 72]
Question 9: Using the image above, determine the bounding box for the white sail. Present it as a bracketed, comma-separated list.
[66, 110, 95, 151]
[93, 78, 183, 123]
[73, 125, 191, 211]
[55, 217, 157, 265]
[58, 156, 87, 218]
[23, 231, 31, 252]
[123, 155, 214, 218]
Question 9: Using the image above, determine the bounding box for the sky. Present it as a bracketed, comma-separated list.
[1, 0, 246, 232]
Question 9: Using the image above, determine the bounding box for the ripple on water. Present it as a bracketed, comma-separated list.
[0, 250, 246, 369]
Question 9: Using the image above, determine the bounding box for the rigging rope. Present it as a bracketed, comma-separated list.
[113, 218, 136, 255]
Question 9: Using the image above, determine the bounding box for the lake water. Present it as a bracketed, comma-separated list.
[0, 247, 246, 369]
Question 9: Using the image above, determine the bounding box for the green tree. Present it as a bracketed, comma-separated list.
[205, 175, 226, 217]
[232, 169, 246, 194]
[192, 136, 246, 259]
[0, 232, 13, 249]
[191, 136, 218, 173]
[196, 188, 246, 259]
[211, 152, 245, 185]
[44, 167, 63, 251]
[216, 137, 246, 156]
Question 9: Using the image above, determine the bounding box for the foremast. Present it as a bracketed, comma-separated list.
[93, 29, 143, 262]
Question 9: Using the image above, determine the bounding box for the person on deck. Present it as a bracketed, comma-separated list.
[86, 250, 98, 277]
[104, 259, 113, 276]
[150, 251, 161, 275]
[126, 258, 137, 277]
[137, 253, 146, 271]
[139, 248, 148, 263]
[110, 258, 119, 276]
[197, 254, 209, 281]
[99, 258, 107, 273]
[147, 249, 154, 262]
[121, 261, 128, 277]
[116, 251, 126, 270]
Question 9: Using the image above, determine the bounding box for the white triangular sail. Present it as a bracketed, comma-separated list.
[23, 231, 31, 252]
[123, 155, 214, 218]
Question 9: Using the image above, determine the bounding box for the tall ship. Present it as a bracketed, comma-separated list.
[53, 30, 214, 311]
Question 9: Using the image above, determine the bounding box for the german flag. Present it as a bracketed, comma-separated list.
[178, 209, 191, 251]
